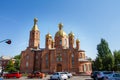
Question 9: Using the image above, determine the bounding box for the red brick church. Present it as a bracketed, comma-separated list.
[20, 18, 92, 73]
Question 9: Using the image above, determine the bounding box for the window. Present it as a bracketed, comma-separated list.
[57, 53, 62, 62]
[71, 53, 74, 67]
[46, 54, 49, 68]
[26, 55, 29, 59]
[36, 55, 38, 59]
[60, 39, 62, 45]
[26, 61, 28, 67]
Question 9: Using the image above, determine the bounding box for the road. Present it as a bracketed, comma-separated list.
[3, 75, 93, 80]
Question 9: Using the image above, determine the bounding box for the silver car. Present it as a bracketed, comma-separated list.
[50, 72, 68, 80]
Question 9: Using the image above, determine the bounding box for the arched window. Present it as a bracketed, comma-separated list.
[57, 53, 62, 62]
[26, 61, 28, 67]
[60, 39, 62, 45]
[71, 53, 74, 67]
[46, 54, 49, 68]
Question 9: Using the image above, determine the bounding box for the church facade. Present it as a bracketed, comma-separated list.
[20, 18, 92, 73]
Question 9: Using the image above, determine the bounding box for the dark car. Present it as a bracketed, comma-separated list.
[91, 71, 114, 80]
[91, 71, 99, 80]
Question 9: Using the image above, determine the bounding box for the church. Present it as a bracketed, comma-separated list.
[20, 18, 92, 74]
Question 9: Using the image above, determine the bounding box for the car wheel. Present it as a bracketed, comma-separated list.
[14, 76, 16, 78]
[58, 77, 61, 80]
[68, 76, 70, 78]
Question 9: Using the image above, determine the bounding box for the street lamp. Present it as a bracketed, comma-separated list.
[30, 48, 41, 73]
[0, 39, 11, 44]
[0, 39, 11, 76]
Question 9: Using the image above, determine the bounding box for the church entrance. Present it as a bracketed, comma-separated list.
[57, 64, 62, 72]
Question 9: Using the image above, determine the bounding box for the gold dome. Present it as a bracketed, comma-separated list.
[55, 23, 67, 37]
[46, 33, 52, 38]
[32, 18, 39, 31]
[68, 32, 74, 38]
[76, 39, 80, 43]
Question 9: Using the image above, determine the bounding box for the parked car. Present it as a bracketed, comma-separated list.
[91, 71, 113, 80]
[91, 71, 100, 80]
[96, 71, 113, 80]
[104, 73, 120, 80]
[64, 72, 72, 78]
[3, 72, 22, 78]
[50, 72, 68, 80]
[27, 71, 45, 78]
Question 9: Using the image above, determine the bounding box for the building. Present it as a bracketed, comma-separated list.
[20, 18, 92, 73]
[0, 56, 15, 72]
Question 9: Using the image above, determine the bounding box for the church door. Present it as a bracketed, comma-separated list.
[57, 64, 62, 72]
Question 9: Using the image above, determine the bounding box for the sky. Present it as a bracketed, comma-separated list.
[0, 0, 120, 59]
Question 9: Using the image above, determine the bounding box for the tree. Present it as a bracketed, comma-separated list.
[14, 54, 21, 71]
[95, 38, 114, 70]
[14, 59, 20, 71]
[14, 54, 21, 59]
[113, 50, 120, 71]
[5, 60, 17, 72]
[97, 38, 112, 58]
[5, 54, 21, 72]
[94, 57, 103, 70]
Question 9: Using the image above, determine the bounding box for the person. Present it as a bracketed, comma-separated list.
[0, 76, 3, 80]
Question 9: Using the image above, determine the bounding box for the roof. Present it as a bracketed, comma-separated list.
[0, 56, 11, 60]
[55, 23, 67, 37]
[32, 18, 39, 31]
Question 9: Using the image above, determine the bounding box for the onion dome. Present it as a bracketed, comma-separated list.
[46, 33, 52, 38]
[76, 38, 80, 43]
[32, 18, 39, 31]
[55, 23, 67, 37]
[68, 31, 74, 38]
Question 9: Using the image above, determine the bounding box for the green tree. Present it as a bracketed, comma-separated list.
[113, 50, 120, 71]
[5, 60, 17, 72]
[95, 38, 114, 70]
[14, 59, 20, 71]
[97, 38, 112, 58]
[13, 54, 21, 71]
[14, 54, 21, 59]
[5, 54, 21, 72]
[94, 57, 103, 70]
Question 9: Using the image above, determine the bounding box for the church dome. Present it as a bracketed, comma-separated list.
[46, 33, 52, 38]
[76, 38, 80, 43]
[55, 23, 67, 37]
[68, 31, 74, 38]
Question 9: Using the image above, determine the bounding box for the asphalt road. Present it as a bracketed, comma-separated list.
[3, 75, 93, 80]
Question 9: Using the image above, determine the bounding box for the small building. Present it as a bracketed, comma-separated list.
[0, 56, 11, 72]
[20, 18, 92, 73]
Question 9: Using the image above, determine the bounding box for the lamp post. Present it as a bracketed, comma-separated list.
[0, 39, 11, 76]
[30, 48, 40, 73]
[0, 39, 11, 44]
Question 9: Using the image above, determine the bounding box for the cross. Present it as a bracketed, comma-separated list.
[34, 18, 38, 25]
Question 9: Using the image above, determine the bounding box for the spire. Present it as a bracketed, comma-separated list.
[58, 23, 63, 30]
[32, 18, 39, 31]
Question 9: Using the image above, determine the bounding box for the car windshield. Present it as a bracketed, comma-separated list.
[60, 72, 65, 74]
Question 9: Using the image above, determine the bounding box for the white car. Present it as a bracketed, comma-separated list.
[64, 72, 72, 78]
[50, 72, 68, 80]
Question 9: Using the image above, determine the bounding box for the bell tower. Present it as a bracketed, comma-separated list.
[45, 33, 52, 49]
[29, 18, 40, 49]
[76, 38, 80, 49]
[68, 32, 74, 49]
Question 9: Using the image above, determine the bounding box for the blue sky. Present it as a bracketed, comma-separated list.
[0, 0, 120, 59]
